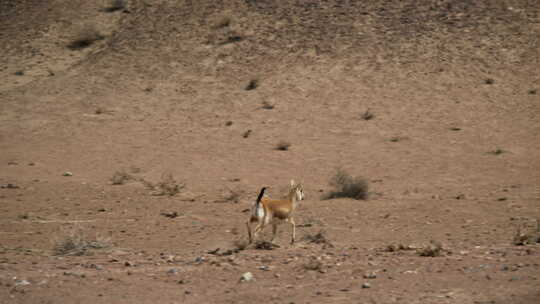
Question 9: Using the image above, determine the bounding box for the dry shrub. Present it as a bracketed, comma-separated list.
[143, 173, 185, 196]
[323, 169, 368, 200]
[213, 15, 231, 29]
[513, 221, 540, 246]
[53, 228, 110, 256]
[383, 243, 414, 252]
[245, 79, 258, 91]
[417, 241, 443, 257]
[361, 109, 375, 120]
[275, 141, 291, 151]
[303, 230, 329, 244]
[232, 239, 249, 251]
[303, 259, 324, 271]
[488, 148, 506, 155]
[68, 25, 104, 50]
[102, 0, 126, 12]
[254, 240, 279, 250]
[221, 188, 243, 203]
[110, 170, 133, 185]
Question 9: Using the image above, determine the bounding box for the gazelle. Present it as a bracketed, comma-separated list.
[246, 180, 305, 245]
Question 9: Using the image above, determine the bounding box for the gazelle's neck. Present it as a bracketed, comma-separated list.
[289, 190, 298, 210]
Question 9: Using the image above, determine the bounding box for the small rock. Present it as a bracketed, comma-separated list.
[63, 172, 73, 177]
[195, 256, 205, 264]
[240, 272, 254, 282]
[15, 279, 31, 286]
[1, 183, 19, 189]
[124, 261, 134, 267]
[361, 282, 371, 289]
[167, 268, 180, 275]
[363, 272, 377, 279]
[258, 266, 271, 271]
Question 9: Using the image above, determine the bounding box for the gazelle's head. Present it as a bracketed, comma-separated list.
[290, 180, 305, 201]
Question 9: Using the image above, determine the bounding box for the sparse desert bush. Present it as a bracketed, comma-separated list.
[213, 15, 231, 29]
[233, 239, 249, 251]
[302, 230, 331, 245]
[110, 170, 133, 185]
[102, 0, 126, 12]
[383, 243, 414, 252]
[53, 229, 111, 256]
[323, 169, 368, 200]
[142, 173, 185, 196]
[512, 221, 540, 246]
[303, 259, 324, 271]
[224, 34, 243, 44]
[222, 188, 243, 203]
[361, 109, 374, 120]
[254, 240, 279, 250]
[261, 100, 274, 109]
[68, 25, 104, 50]
[488, 148, 505, 155]
[275, 141, 291, 151]
[417, 241, 443, 257]
[242, 129, 252, 138]
[245, 79, 258, 91]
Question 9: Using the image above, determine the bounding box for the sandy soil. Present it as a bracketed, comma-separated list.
[1, 0, 539, 303]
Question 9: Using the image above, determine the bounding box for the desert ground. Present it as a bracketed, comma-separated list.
[1, 0, 539, 303]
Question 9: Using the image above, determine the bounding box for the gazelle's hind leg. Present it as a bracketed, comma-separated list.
[246, 220, 254, 244]
[289, 217, 296, 244]
[252, 222, 265, 242]
[247, 220, 264, 244]
[270, 223, 278, 242]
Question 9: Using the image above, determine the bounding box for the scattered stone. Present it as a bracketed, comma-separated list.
[14, 279, 31, 286]
[167, 268, 180, 275]
[195, 256, 206, 264]
[255, 240, 279, 250]
[240, 272, 254, 282]
[1, 183, 19, 189]
[161, 211, 179, 218]
[63, 272, 86, 278]
[363, 272, 377, 279]
[124, 261, 134, 267]
[361, 282, 371, 289]
[258, 266, 271, 271]
[63, 172, 73, 176]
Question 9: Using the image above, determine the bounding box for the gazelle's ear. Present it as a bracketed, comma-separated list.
[290, 179, 295, 187]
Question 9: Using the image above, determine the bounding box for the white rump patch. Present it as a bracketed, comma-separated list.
[256, 205, 265, 218]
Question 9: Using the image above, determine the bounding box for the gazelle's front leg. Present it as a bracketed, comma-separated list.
[289, 217, 296, 244]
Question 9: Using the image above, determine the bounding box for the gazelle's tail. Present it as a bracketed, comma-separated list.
[253, 187, 267, 218]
